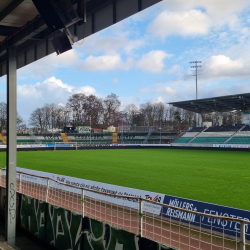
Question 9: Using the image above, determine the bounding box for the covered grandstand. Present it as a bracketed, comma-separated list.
[170, 93, 250, 146]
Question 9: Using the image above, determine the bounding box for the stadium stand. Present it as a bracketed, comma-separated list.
[173, 127, 207, 143]
[4, 125, 250, 145]
[190, 125, 244, 144]
[188, 127, 204, 132]
[173, 125, 249, 145]
[0, 132, 178, 145]
[226, 125, 250, 144]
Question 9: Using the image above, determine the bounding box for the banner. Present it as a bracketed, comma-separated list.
[16, 167, 164, 215]
[213, 144, 250, 148]
[9, 167, 250, 239]
[46, 144, 73, 147]
[162, 194, 250, 239]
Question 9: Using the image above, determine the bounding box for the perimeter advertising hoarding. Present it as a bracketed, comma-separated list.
[10, 168, 250, 239]
[16, 167, 164, 215]
[213, 144, 250, 148]
[162, 195, 250, 239]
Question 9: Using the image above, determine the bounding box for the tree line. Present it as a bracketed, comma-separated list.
[0, 102, 24, 131]
[28, 93, 242, 130]
[0, 93, 243, 132]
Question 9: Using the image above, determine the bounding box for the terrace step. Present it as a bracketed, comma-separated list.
[0, 133, 6, 144]
[223, 125, 246, 144]
[60, 133, 69, 143]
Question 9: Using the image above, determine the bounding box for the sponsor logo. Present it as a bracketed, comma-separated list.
[145, 194, 162, 203]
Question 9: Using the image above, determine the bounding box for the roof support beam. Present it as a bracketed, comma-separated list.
[0, 16, 47, 56]
[195, 103, 222, 113]
[241, 96, 250, 103]
[214, 99, 242, 110]
[0, 0, 24, 21]
[0, 25, 19, 36]
[171, 104, 200, 113]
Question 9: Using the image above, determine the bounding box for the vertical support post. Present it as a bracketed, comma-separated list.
[19, 174, 22, 193]
[240, 222, 245, 250]
[195, 61, 198, 127]
[6, 46, 17, 247]
[46, 179, 50, 203]
[139, 198, 143, 237]
[82, 189, 84, 218]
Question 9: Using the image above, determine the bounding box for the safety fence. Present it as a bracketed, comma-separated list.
[0, 169, 249, 250]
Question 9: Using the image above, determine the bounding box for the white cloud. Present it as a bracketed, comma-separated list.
[148, 10, 211, 38]
[80, 50, 170, 73]
[77, 33, 145, 55]
[81, 54, 124, 71]
[139, 87, 150, 93]
[155, 86, 177, 95]
[158, 0, 250, 18]
[203, 55, 249, 78]
[168, 65, 181, 74]
[203, 83, 250, 98]
[148, 1, 250, 39]
[151, 96, 167, 104]
[18, 50, 79, 78]
[136, 50, 172, 73]
[113, 78, 119, 83]
[17, 77, 96, 120]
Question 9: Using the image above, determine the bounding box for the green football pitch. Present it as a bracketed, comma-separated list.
[0, 148, 249, 210]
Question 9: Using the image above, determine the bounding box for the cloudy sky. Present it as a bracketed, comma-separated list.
[1, 0, 250, 122]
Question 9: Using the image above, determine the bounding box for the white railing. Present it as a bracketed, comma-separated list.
[0, 168, 249, 250]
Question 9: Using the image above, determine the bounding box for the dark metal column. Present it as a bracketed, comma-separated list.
[5, 46, 17, 247]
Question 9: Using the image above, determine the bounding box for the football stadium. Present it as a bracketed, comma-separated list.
[0, 0, 250, 250]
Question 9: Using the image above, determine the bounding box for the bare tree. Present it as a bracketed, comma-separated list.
[0, 102, 7, 131]
[0, 102, 24, 131]
[124, 104, 139, 125]
[84, 94, 103, 127]
[102, 93, 121, 127]
[66, 93, 87, 126]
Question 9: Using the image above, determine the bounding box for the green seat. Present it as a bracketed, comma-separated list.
[190, 137, 228, 144]
[227, 137, 250, 144]
[173, 137, 193, 143]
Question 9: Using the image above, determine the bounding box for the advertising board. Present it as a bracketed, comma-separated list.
[77, 126, 91, 133]
[16, 167, 164, 215]
[213, 144, 250, 148]
[162, 194, 250, 239]
[15, 167, 250, 239]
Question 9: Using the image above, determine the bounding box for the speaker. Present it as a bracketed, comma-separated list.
[32, 0, 80, 32]
[50, 30, 72, 55]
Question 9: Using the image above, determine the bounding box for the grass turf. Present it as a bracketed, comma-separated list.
[0, 148, 249, 210]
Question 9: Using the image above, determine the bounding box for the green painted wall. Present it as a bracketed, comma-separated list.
[19, 194, 175, 250]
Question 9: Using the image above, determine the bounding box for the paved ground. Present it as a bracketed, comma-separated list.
[0, 220, 55, 250]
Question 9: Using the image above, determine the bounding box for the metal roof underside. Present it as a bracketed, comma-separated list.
[169, 93, 250, 113]
[0, 0, 162, 77]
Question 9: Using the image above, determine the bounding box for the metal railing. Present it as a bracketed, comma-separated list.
[0, 168, 249, 250]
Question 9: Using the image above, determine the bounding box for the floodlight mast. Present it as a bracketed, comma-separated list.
[190, 61, 202, 126]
